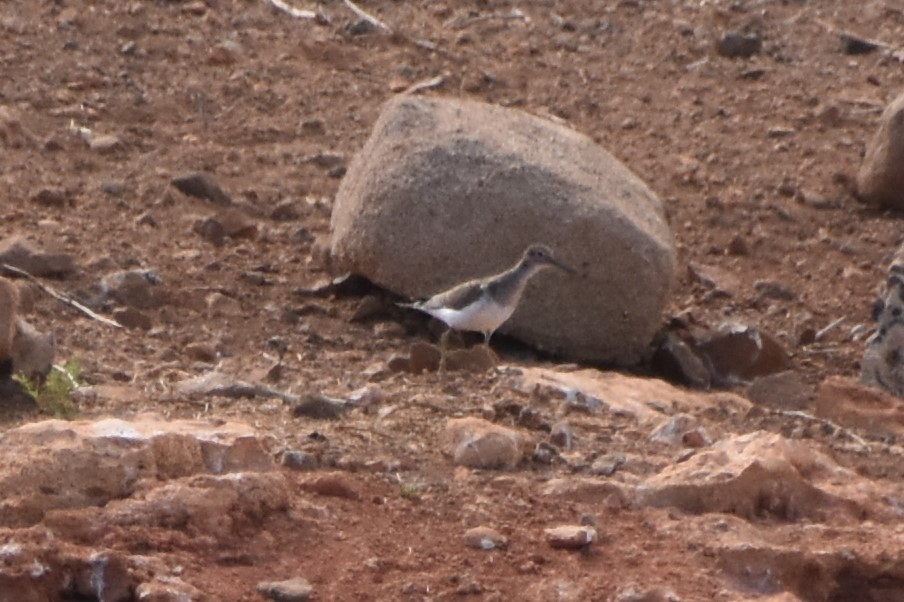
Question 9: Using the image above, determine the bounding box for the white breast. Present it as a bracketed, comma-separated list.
[424, 296, 516, 334]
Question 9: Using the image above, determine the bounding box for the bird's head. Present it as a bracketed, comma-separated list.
[522, 244, 576, 274]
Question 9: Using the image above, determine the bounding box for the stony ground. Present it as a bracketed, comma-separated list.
[2, 0, 904, 600]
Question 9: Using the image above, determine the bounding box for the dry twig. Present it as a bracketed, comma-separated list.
[443, 9, 527, 30]
[342, 0, 391, 32]
[1, 263, 122, 329]
[771, 408, 872, 453]
[402, 75, 444, 95]
[267, 0, 317, 19]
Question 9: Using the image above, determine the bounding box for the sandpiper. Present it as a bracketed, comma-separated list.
[401, 244, 575, 370]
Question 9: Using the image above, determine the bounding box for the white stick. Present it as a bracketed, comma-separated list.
[268, 0, 316, 19]
[342, 0, 391, 32]
[1, 263, 123, 329]
[402, 75, 444, 95]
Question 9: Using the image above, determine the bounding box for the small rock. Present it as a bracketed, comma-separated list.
[135, 212, 157, 227]
[687, 262, 739, 297]
[0, 105, 39, 149]
[589, 454, 625, 477]
[409, 341, 441, 373]
[351, 295, 388, 322]
[305, 151, 345, 168]
[544, 525, 597, 550]
[0, 237, 78, 278]
[206, 292, 242, 317]
[257, 577, 313, 602]
[766, 126, 795, 139]
[291, 393, 348, 420]
[463, 526, 508, 550]
[215, 209, 258, 239]
[650, 414, 710, 447]
[184, 342, 217, 363]
[387, 354, 411, 373]
[614, 585, 681, 602]
[193, 217, 227, 246]
[652, 332, 711, 389]
[346, 385, 382, 407]
[346, 18, 375, 35]
[301, 474, 359, 499]
[328, 165, 347, 179]
[100, 181, 126, 196]
[840, 32, 880, 55]
[696, 323, 791, 384]
[271, 200, 302, 221]
[445, 345, 497, 372]
[745, 371, 813, 410]
[100, 269, 162, 309]
[171, 172, 232, 205]
[88, 133, 122, 154]
[30, 187, 69, 207]
[549, 420, 573, 450]
[441, 417, 527, 470]
[281, 450, 320, 471]
[208, 40, 241, 65]
[112, 307, 152, 330]
[374, 321, 406, 339]
[727, 236, 749, 256]
[754, 280, 796, 301]
[300, 119, 326, 135]
[715, 31, 762, 58]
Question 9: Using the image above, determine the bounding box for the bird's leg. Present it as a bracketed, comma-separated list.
[483, 331, 492, 348]
[439, 329, 450, 376]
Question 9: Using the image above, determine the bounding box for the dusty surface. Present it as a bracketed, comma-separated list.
[2, 0, 904, 600]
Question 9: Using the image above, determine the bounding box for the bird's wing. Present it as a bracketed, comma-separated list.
[419, 279, 488, 311]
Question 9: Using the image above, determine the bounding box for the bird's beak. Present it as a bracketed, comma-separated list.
[550, 257, 577, 274]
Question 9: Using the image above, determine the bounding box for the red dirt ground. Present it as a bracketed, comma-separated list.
[2, 0, 904, 600]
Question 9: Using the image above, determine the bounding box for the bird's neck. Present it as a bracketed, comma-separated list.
[487, 261, 543, 307]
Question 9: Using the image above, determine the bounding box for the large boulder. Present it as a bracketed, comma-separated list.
[857, 89, 904, 208]
[330, 96, 676, 365]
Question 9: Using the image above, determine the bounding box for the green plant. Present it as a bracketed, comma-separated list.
[399, 483, 424, 500]
[14, 358, 81, 418]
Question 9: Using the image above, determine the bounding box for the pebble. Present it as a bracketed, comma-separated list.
[544, 525, 597, 550]
[112, 307, 152, 330]
[291, 393, 348, 420]
[463, 526, 508, 550]
[281, 450, 320, 471]
[408, 342, 441, 373]
[205, 292, 242, 317]
[193, 217, 226, 246]
[442, 417, 526, 470]
[100, 269, 163, 309]
[257, 577, 313, 602]
[715, 31, 762, 58]
[840, 32, 879, 55]
[0, 237, 78, 278]
[549, 420, 573, 450]
[301, 474, 359, 500]
[171, 172, 232, 205]
[88, 133, 122, 154]
[30, 187, 69, 207]
[589, 454, 625, 477]
[271, 200, 301, 221]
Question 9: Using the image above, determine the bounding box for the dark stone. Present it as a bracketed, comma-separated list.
[171, 172, 232, 205]
[291, 393, 347, 420]
[715, 31, 762, 58]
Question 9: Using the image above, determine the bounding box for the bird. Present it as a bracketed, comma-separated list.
[401, 244, 575, 371]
